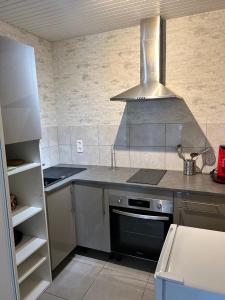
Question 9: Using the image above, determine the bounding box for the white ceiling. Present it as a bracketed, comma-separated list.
[0, 0, 225, 41]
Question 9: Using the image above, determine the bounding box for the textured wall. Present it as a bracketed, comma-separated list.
[50, 9, 225, 172]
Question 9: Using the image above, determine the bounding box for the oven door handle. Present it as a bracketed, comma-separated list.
[112, 209, 169, 221]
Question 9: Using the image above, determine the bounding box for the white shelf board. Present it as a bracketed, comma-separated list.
[8, 162, 41, 176]
[18, 254, 47, 284]
[16, 236, 47, 266]
[20, 278, 49, 300]
[12, 206, 42, 227]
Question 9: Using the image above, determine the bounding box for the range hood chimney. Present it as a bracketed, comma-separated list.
[110, 16, 181, 101]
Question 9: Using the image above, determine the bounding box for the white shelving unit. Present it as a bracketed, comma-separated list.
[8, 163, 41, 176]
[16, 236, 47, 266]
[5, 140, 52, 299]
[18, 254, 47, 284]
[12, 206, 42, 227]
[20, 278, 49, 300]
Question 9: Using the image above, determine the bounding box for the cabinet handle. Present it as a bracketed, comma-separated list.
[70, 185, 75, 212]
[179, 209, 183, 225]
[102, 189, 105, 216]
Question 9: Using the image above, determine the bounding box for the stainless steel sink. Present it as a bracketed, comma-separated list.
[43, 166, 86, 187]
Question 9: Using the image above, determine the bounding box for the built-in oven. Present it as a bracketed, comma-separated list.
[109, 190, 173, 261]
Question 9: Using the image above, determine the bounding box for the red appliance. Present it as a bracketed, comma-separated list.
[210, 145, 225, 183]
[217, 145, 225, 177]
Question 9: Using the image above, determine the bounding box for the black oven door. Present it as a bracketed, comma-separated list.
[110, 207, 172, 261]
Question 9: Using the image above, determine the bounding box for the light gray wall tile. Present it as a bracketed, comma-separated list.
[130, 124, 165, 147]
[115, 146, 130, 168]
[58, 126, 71, 145]
[49, 146, 59, 166]
[165, 147, 184, 171]
[71, 126, 99, 146]
[166, 123, 206, 148]
[130, 147, 165, 169]
[72, 145, 99, 165]
[206, 123, 225, 148]
[98, 124, 129, 146]
[40, 127, 49, 149]
[48, 126, 58, 147]
[59, 145, 72, 164]
[99, 146, 130, 167]
[40, 147, 51, 168]
[99, 146, 111, 166]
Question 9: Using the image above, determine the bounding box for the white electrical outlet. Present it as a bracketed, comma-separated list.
[76, 140, 83, 153]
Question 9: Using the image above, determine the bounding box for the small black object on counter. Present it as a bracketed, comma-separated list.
[210, 169, 225, 184]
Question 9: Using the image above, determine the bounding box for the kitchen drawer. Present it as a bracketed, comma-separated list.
[175, 192, 225, 207]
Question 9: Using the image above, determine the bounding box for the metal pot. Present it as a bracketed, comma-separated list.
[183, 159, 196, 176]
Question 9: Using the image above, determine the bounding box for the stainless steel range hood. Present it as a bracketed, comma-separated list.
[110, 17, 181, 101]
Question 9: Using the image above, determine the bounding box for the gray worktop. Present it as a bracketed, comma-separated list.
[44, 164, 225, 196]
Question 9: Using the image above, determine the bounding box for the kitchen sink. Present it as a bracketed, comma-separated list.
[43, 166, 86, 187]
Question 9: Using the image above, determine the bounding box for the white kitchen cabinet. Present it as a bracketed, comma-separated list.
[0, 36, 41, 145]
[74, 183, 110, 252]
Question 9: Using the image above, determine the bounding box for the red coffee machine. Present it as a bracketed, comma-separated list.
[211, 145, 225, 183]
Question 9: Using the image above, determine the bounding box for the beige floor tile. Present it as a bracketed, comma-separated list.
[47, 260, 103, 300]
[73, 254, 107, 267]
[104, 262, 150, 282]
[149, 273, 155, 284]
[38, 293, 64, 300]
[82, 269, 146, 300]
[142, 282, 155, 300]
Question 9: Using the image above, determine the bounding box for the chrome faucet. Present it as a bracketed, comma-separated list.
[111, 144, 116, 170]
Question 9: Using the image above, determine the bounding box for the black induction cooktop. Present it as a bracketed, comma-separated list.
[127, 169, 167, 185]
[43, 166, 86, 187]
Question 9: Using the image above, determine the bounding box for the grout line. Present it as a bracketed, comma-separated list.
[46, 291, 69, 300]
[140, 273, 150, 300]
[80, 262, 104, 300]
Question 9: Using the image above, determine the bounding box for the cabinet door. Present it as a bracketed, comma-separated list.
[0, 37, 41, 144]
[74, 184, 110, 252]
[174, 193, 225, 232]
[46, 185, 76, 270]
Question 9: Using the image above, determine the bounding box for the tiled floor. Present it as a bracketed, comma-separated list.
[39, 255, 155, 300]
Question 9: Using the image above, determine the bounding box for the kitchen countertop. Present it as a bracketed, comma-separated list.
[44, 164, 225, 196]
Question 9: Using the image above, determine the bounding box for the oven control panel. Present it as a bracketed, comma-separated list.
[108, 190, 173, 214]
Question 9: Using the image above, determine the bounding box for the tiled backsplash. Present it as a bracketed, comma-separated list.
[40, 123, 221, 172]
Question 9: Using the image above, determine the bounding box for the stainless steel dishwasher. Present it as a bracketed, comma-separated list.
[46, 184, 76, 270]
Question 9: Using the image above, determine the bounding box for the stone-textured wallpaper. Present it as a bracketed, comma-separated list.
[1, 9, 225, 171]
[50, 9, 225, 172]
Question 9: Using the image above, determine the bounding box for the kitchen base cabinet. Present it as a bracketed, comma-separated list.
[174, 192, 225, 232]
[46, 185, 76, 270]
[74, 183, 110, 253]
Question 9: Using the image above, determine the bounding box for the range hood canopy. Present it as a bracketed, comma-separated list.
[110, 16, 181, 102]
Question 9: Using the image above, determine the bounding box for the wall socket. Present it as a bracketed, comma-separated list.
[76, 140, 83, 153]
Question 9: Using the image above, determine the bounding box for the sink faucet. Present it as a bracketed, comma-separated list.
[111, 144, 116, 170]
